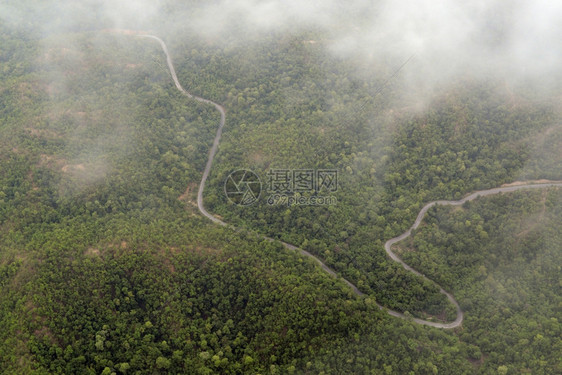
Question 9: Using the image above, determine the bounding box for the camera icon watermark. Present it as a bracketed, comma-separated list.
[224, 169, 262, 206]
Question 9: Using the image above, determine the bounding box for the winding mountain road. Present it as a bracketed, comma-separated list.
[138, 34, 562, 329]
[139, 35, 228, 227]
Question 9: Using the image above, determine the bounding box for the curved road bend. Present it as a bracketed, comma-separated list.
[137, 34, 562, 329]
[138, 35, 228, 227]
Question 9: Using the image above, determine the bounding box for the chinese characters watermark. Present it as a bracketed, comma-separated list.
[224, 168, 338, 206]
[266, 169, 338, 193]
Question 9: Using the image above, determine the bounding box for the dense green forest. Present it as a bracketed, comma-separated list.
[394, 188, 562, 374]
[1, 1, 562, 373]
[196, 34, 559, 320]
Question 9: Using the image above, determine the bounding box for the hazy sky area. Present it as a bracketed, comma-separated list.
[2, 0, 561, 97]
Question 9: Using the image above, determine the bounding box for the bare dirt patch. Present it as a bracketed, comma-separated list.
[34, 326, 58, 346]
[178, 182, 197, 203]
[38, 154, 65, 170]
[61, 163, 86, 173]
[25, 127, 62, 139]
[85, 247, 100, 257]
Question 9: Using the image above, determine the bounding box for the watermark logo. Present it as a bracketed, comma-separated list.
[266, 194, 337, 206]
[265, 169, 338, 206]
[224, 169, 262, 206]
[266, 169, 338, 193]
[224, 168, 338, 206]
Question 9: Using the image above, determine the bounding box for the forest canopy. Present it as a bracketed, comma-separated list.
[1, 1, 561, 373]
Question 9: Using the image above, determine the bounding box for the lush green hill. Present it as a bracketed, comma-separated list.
[395, 188, 562, 374]
[1, 3, 561, 373]
[0, 25, 475, 375]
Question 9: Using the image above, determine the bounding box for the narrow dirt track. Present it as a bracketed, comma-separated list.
[138, 34, 562, 329]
